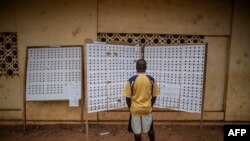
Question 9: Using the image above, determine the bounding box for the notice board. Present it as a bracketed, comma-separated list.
[86, 43, 206, 113]
[144, 44, 206, 113]
[85, 43, 141, 113]
[25, 46, 82, 102]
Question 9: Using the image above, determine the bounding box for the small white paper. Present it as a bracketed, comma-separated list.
[67, 82, 81, 99]
[135, 46, 139, 51]
[69, 97, 79, 107]
[64, 82, 81, 107]
[161, 84, 180, 98]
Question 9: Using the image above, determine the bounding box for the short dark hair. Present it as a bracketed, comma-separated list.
[136, 59, 147, 72]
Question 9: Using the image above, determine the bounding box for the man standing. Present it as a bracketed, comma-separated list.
[123, 59, 159, 141]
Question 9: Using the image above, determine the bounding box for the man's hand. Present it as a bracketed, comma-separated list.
[126, 97, 131, 109]
[151, 97, 156, 107]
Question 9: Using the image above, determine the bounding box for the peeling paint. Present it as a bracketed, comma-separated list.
[236, 59, 242, 64]
[72, 27, 81, 37]
[214, 22, 221, 28]
[191, 15, 204, 25]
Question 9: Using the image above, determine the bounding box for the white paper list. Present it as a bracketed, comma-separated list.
[145, 45, 206, 113]
[86, 43, 141, 113]
[26, 47, 82, 103]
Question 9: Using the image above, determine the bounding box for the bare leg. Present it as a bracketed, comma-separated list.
[134, 134, 141, 141]
[148, 130, 155, 141]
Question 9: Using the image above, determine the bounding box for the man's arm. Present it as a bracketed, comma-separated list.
[123, 81, 132, 109]
[151, 80, 159, 107]
[126, 97, 131, 109]
[151, 96, 156, 107]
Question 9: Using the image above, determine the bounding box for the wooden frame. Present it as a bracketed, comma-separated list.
[199, 43, 208, 141]
[83, 44, 89, 141]
[23, 45, 84, 134]
[144, 43, 208, 141]
[23, 43, 207, 141]
[84, 43, 208, 141]
[83, 42, 141, 141]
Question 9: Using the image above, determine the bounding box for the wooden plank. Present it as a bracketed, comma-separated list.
[83, 43, 89, 141]
[97, 111, 224, 121]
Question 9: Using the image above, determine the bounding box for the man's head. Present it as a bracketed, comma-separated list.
[136, 59, 147, 73]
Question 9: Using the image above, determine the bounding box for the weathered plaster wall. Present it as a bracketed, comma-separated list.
[98, 0, 231, 35]
[13, 0, 97, 121]
[97, 0, 231, 120]
[0, 0, 249, 123]
[204, 37, 228, 112]
[0, 0, 21, 120]
[225, 0, 250, 121]
[0, 1, 17, 32]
